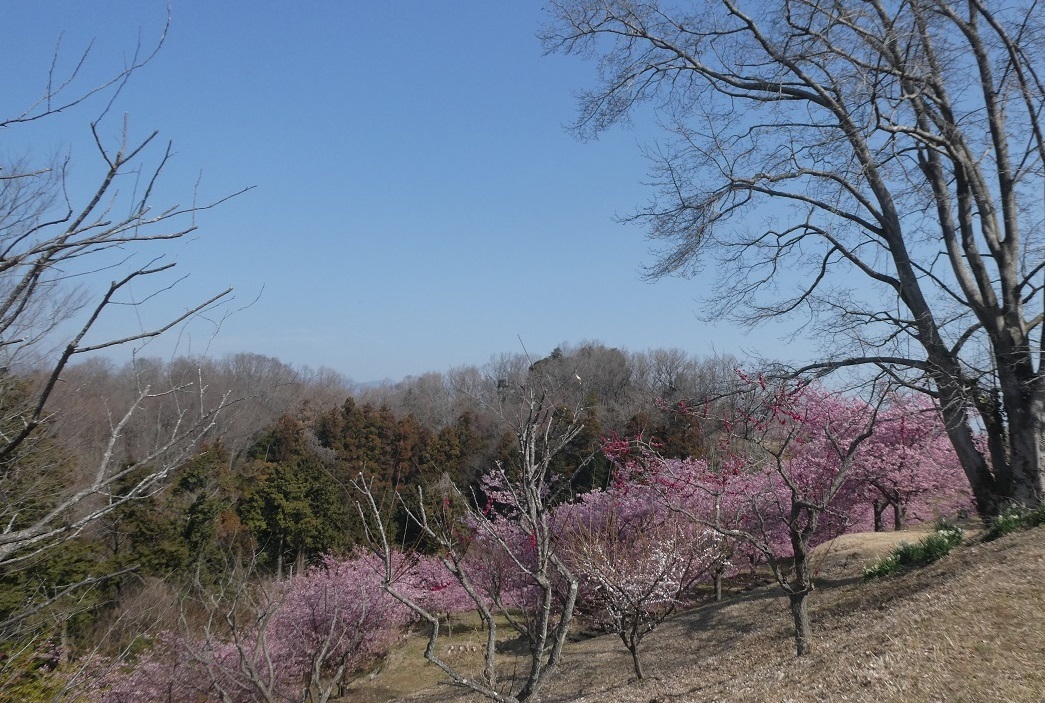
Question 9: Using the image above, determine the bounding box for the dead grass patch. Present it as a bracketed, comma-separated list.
[343, 612, 534, 702]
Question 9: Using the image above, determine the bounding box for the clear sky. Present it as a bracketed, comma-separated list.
[4, 1, 812, 383]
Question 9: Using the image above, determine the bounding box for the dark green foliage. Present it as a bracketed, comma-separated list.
[624, 402, 706, 460]
[106, 496, 189, 575]
[550, 405, 610, 497]
[237, 459, 355, 573]
[426, 411, 487, 488]
[237, 417, 357, 572]
[99, 445, 238, 579]
[0, 538, 117, 700]
[0, 378, 117, 665]
[314, 398, 430, 489]
[0, 538, 111, 633]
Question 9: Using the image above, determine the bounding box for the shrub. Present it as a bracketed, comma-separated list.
[1028, 505, 1045, 528]
[984, 506, 1023, 541]
[864, 525, 962, 580]
[982, 504, 1045, 542]
[862, 554, 900, 580]
[904, 526, 963, 564]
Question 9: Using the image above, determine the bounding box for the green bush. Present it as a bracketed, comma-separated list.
[1027, 505, 1045, 528]
[909, 526, 963, 563]
[862, 554, 900, 580]
[864, 525, 963, 580]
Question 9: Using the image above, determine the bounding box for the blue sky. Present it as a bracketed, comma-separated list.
[4, 2, 811, 383]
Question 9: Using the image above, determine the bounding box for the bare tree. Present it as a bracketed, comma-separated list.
[355, 374, 587, 703]
[0, 16, 244, 601]
[544, 0, 1045, 518]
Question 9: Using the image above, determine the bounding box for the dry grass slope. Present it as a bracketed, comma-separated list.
[346, 525, 1045, 702]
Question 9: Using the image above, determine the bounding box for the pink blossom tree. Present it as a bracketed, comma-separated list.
[94, 632, 212, 703]
[267, 554, 410, 702]
[402, 555, 475, 634]
[853, 394, 973, 531]
[644, 378, 880, 656]
[355, 378, 586, 703]
[95, 552, 409, 703]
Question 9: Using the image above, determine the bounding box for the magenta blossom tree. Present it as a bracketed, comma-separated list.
[853, 394, 973, 531]
[637, 378, 880, 656]
[96, 552, 409, 703]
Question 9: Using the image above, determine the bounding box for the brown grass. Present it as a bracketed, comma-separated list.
[345, 525, 1045, 702]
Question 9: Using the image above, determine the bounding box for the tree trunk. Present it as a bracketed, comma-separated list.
[788, 528, 814, 656]
[630, 644, 644, 680]
[873, 500, 886, 532]
[892, 502, 906, 531]
[996, 369, 1045, 508]
[621, 631, 645, 680]
[788, 590, 811, 657]
[934, 374, 1007, 519]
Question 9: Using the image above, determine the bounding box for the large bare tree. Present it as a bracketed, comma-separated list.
[543, 0, 1045, 518]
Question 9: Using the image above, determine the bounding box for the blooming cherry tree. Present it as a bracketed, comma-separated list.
[97, 552, 409, 703]
[854, 394, 973, 530]
[627, 378, 880, 656]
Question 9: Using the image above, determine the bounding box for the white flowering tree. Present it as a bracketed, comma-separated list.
[558, 482, 724, 679]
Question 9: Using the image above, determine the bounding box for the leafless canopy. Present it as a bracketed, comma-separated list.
[0, 19, 245, 587]
[543, 0, 1045, 517]
[355, 372, 587, 703]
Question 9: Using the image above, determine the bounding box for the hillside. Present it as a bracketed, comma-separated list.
[347, 525, 1045, 702]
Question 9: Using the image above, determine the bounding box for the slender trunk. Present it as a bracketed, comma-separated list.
[629, 643, 644, 680]
[873, 500, 886, 532]
[517, 571, 554, 702]
[788, 527, 814, 656]
[545, 555, 578, 672]
[60, 619, 69, 664]
[621, 626, 645, 680]
[789, 590, 811, 656]
[892, 501, 906, 531]
[714, 569, 724, 602]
